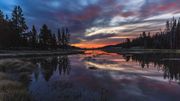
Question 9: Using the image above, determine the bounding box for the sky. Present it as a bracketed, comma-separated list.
[0, 0, 180, 48]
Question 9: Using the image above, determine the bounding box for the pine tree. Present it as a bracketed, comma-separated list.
[0, 10, 14, 48]
[176, 18, 180, 48]
[51, 34, 57, 49]
[62, 27, 66, 46]
[0, 10, 4, 22]
[39, 24, 52, 49]
[11, 6, 28, 47]
[57, 28, 62, 46]
[65, 27, 70, 45]
[0, 10, 5, 48]
[5, 15, 9, 21]
[32, 25, 37, 48]
[12, 6, 28, 33]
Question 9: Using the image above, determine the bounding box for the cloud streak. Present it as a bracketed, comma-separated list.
[0, 0, 180, 48]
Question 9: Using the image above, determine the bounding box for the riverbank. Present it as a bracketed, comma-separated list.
[102, 47, 180, 54]
[0, 49, 84, 58]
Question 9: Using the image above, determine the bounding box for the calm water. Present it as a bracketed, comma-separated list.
[1, 50, 180, 101]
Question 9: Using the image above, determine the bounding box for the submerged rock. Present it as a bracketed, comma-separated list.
[88, 66, 98, 70]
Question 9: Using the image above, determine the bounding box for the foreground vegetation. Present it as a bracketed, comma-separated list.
[0, 59, 36, 101]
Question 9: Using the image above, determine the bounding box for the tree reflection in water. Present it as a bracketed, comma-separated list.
[122, 53, 180, 82]
[30, 55, 71, 82]
[0, 55, 71, 86]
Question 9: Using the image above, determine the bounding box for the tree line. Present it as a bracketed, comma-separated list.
[0, 6, 70, 50]
[120, 17, 180, 49]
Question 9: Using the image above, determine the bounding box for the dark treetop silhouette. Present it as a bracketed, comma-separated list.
[0, 6, 70, 50]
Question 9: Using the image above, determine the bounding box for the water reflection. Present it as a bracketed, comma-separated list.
[1, 51, 180, 101]
[0, 55, 71, 82]
[0, 55, 71, 101]
[28, 56, 71, 82]
[122, 53, 180, 82]
[83, 51, 180, 83]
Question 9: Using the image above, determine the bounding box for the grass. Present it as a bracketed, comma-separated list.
[0, 59, 35, 101]
[0, 78, 33, 101]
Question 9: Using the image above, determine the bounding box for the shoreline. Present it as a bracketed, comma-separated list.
[1, 48, 180, 58]
[102, 48, 180, 54]
[0, 49, 84, 58]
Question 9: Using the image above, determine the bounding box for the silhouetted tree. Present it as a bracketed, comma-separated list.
[11, 6, 28, 47]
[51, 33, 57, 49]
[175, 19, 180, 49]
[0, 10, 18, 48]
[31, 25, 37, 48]
[0, 6, 72, 50]
[0, 10, 4, 21]
[11, 6, 28, 33]
[0, 10, 5, 48]
[57, 28, 62, 46]
[39, 24, 53, 49]
[57, 27, 70, 48]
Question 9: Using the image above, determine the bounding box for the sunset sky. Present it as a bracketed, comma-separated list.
[0, 0, 180, 48]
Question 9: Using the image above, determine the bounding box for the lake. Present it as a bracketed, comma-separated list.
[0, 50, 180, 101]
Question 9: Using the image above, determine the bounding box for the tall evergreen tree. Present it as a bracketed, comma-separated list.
[10, 6, 28, 47]
[11, 6, 28, 33]
[31, 25, 37, 48]
[176, 19, 180, 48]
[61, 27, 70, 47]
[65, 27, 70, 45]
[0, 10, 4, 22]
[62, 28, 66, 46]
[0, 10, 15, 48]
[39, 24, 52, 49]
[5, 15, 9, 21]
[51, 34, 57, 49]
[0, 10, 5, 48]
[57, 28, 62, 46]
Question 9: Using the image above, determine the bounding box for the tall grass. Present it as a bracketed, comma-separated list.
[0, 59, 35, 101]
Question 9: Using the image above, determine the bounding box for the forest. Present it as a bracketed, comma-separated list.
[119, 17, 180, 49]
[0, 6, 70, 50]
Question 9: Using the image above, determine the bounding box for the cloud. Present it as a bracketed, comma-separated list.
[0, 0, 180, 48]
[144, 13, 180, 21]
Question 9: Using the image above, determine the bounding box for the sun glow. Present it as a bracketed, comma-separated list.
[71, 42, 119, 48]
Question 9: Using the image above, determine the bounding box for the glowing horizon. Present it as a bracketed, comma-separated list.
[71, 42, 119, 48]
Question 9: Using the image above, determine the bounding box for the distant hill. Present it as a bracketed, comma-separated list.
[100, 43, 122, 49]
[66, 45, 82, 50]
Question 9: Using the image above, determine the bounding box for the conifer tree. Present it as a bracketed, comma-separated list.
[39, 24, 52, 49]
[12, 6, 28, 33]
[31, 25, 37, 48]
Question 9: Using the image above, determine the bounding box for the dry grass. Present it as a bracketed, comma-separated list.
[0, 59, 35, 101]
[0, 79, 33, 101]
